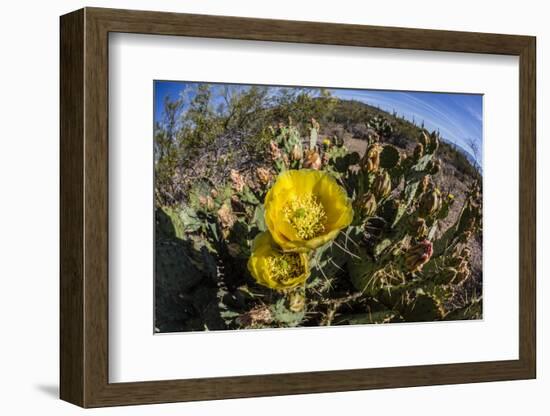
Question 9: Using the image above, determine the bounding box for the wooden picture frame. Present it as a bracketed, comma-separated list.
[60, 7, 536, 408]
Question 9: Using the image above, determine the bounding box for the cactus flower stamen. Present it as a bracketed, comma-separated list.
[265, 253, 304, 284]
[283, 195, 327, 240]
[247, 232, 310, 290]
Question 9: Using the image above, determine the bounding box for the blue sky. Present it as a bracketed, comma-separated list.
[154, 81, 483, 164]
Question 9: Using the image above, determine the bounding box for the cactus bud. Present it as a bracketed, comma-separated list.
[269, 140, 282, 160]
[282, 153, 290, 168]
[457, 199, 481, 235]
[230, 169, 246, 192]
[419, 188, 442, 217]
[361, 143, 382, 173]
[309, 118, 320, 146]
[411, 217, 428, 239]
[420, 175, 431, 194]
[199, 195, 215, 211]
[311, 117, 320, 131]
[217, 202, 236, 230]
[372, 171, 392, 199]
[256, 167, 272, 186]
[322, 137, 331, 148]
[291, 143, 303, 161]
[413, 143, 424, 160]
[430, 158, 441, 175]
[357, 192, 377, 217]
[303, 150, 322, 170]
[419, 131, 430, 148]
[404, 239, 433, 272]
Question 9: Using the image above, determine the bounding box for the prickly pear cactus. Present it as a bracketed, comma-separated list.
[343, 129, 482, 322]
[157, 117, 482, 331]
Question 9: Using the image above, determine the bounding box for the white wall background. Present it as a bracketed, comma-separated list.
[0, 0, 546, 414]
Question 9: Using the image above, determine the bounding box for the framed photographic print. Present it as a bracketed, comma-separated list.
[60, 7, 536, 408]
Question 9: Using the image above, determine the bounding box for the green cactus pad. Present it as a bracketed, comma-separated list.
[334, 309, 397, 325]
[379, 145, 400, 169]
[400, 293, 444, 322]
[270, 299, 306, 327]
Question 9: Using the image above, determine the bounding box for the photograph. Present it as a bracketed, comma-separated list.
[153, 81, 483, 333]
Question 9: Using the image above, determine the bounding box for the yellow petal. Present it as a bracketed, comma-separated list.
[277, 169, 320, 194]
[313, 173, 351, 223]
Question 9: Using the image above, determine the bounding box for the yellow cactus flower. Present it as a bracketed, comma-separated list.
[247, 232, 310, 291]
[264, 169, 353, 252]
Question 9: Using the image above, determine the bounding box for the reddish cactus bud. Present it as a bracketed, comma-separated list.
[404, 239, 433, 272]
[303, 150, 322, 170]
